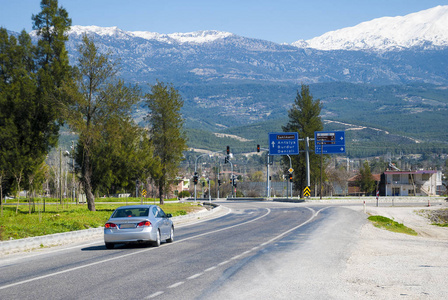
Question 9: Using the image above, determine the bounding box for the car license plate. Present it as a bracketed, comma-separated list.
[120, 223, 135, 229]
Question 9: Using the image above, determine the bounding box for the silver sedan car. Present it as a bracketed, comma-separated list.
[104, 205, 174, 249]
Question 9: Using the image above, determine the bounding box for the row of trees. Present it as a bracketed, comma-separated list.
[0, 0, 187, 211]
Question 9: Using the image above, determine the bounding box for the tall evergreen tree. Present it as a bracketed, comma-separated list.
[0, 0, 72, 201]
[282, 84, 324, 197]
[145, 81, 187, 204]
[67, 35, 141, 211]
[0, 29, 40, 201]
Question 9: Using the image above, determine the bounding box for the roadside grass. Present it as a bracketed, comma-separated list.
[367, 215, 418, 236]
[0, 199, 204, 241]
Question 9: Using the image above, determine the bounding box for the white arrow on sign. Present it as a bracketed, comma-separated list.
[271, 141, 275, 148]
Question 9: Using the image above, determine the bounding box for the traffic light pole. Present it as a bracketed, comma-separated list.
[266, 154, 270, 198]
[227, 160, 234, 198]
[286, 154, 292, 199]
[194, 150, 224, 202]
[258, 146, 271, 198]
[194, 153, 210, 202]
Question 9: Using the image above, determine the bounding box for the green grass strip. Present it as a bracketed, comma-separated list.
[0, 200, 203, 240]
[368, 215, 418, 236]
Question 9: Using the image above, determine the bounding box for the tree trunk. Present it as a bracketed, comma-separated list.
[0, 174, 3, 217]
[158, 183, 164, 205]
[15, 171, 22, 214]
[82, 153, 96, 211]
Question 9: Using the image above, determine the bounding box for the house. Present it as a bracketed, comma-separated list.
[172, 176, 191, 196]
[382, 170, 442, 196]
[347, 174, 381, 196]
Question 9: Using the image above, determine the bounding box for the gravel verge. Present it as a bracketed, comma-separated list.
[343, 204, 448, 299]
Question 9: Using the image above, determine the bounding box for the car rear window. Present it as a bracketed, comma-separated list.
[111, 208, 149, 218]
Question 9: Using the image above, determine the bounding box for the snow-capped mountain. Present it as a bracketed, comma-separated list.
[295, 5, 448, 51]
[69, 25, 234, 45]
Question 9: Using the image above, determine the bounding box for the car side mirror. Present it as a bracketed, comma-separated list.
[166, 214, 172, 218]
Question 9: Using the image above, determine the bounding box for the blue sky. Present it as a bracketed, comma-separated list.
[1, 0, 447, 43]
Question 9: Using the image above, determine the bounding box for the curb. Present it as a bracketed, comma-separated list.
[0, 204, 221, 255]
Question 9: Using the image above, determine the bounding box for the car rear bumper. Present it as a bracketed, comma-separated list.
[104, 227, 157, 243]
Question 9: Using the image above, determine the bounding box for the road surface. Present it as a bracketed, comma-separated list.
[0, 201, 366, 299]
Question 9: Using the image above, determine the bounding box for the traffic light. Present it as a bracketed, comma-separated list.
[257, 144, 260, 152]
[224, 156, 229, 164]
[289, 174, 293, 182]
[226, 145, 230, 155]
[193, 175, 198, 185]
[218, 179, 221, 186]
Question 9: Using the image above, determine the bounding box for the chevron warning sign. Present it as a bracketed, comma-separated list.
[303, 186, 311, 197]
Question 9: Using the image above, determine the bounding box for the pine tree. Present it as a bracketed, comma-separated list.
[282, 85, 324, 197]
[145, 81, 187, 204]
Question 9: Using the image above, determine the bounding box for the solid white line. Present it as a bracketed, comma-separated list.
[175, 206, 233, 228]
[1, 239, 103, 263]
[218, 260, 230, 266]
[204, 266, 217, 272]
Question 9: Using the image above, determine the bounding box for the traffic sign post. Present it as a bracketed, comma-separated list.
[303, 186, 311, 197]
[314, 131, 346, 154]
[315, 131, 346, 199]
[269, 132, 299, 155]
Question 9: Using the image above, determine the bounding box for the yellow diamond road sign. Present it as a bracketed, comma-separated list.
[303, 186, 311, 197]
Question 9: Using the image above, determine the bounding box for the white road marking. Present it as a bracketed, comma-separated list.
[168, 281, 184, 288]
[0, 207, 270, 291]
[145, 291, 164, 299]
[204, 266, 217, 272]
[218, 260, 230, 266]
[187, 273, 203, 280]
[1, 205, 329, 295]
[145, 206, 329, 299]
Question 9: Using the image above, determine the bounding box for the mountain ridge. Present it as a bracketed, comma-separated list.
[59, 5, 448, 52]
[297, 5, 448, 51]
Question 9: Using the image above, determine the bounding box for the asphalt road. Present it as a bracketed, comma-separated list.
[0, 201, 366, 299]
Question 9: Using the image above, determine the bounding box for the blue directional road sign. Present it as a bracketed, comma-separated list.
[269, 132, 299, 155]
[314, 131, 346, 154]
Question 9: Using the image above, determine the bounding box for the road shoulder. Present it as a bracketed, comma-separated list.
[342, 205, 448, 299]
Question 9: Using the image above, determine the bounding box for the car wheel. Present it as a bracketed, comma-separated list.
[152, 229, 161, 247]
[105, 243, 114, 249]
[166, 226, 174, 243]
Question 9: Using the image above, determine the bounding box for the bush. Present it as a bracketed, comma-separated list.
[178, 191, 190, 198]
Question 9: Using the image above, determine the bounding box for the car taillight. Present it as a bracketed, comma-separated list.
[137, 221, 151, 227]
[105, 223, 117, 228]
